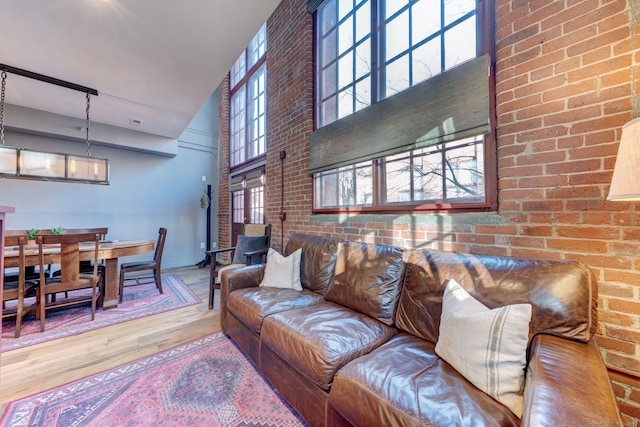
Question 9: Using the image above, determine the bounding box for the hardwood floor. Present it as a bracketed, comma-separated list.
[0, 265, 220, 417]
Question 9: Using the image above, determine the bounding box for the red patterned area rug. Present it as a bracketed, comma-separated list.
[2, 276, 200, 352]
[1, 333, 306, 427]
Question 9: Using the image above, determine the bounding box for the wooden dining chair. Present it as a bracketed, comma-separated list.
[207, 223, 271, 309]
[51, 227, 108, 278]
[4, 229, 49, 282]
[118, 227, 167, 303]
[36, 232, 102, 332]
[2, 235, 38, 338]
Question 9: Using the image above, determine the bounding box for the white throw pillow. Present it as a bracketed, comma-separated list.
[435, 279, 532, 418]
[259, 248, 302, 291]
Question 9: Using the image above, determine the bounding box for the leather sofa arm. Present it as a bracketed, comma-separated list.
[219, 264, 265, 331]
[522, 334, 622, 427]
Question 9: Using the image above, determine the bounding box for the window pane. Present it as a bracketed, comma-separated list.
[248, 66, 266, 158]
[230, 87, 246, 166]
[322, 29, 338, 68]
[385, 54, 409, 96]
[412, 37, 440, 83]
[354, 163, 372, 204]
[322, 95, 338, 124]
[338, 87, 354, 118]
[249, 186, 264, 224]
[385, 153, 412, 203]
[355, 1, 370, 43]
[444, 16, 476, 70]
[322, 62, 338, 98]
[413, 149, 443, 200]
[444, 137, 484, 200]
[230, 53, 246, 89]
[355, 38, 371, 79]
[339, 16, 354, 55]
[321, 0, 338, 33]
[338, 51, 354, 89]
[385, 0, 407, 19]
[232, 191, 244, 223]
[355, 76, 371, 111]
[412, 0, 439, 44]
[385, 10, 409, 61]
[339, 0, 352, 20]
[248, 23, 267, 68]
[444, 0, 475, 26]
[315, 170, 338, 208]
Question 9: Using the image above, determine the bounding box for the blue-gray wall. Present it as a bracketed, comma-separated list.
[0, 92, 219, 269]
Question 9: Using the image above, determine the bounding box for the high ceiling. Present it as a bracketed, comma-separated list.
[0, 0, 281, 139]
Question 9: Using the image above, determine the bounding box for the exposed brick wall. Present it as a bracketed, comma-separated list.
[217, 0, 640, 423]
[217, 76, 231, 252]
[265, 0, 314, 252]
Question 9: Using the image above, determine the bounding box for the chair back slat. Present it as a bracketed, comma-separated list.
[154, 228, 168, 263]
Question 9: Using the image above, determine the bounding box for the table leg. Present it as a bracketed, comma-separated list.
[102, 258, 119, 309]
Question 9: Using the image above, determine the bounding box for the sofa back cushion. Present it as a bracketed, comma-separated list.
[397, 249, 597, 344]
[325, 241, 405, 325]
[285, 234, 342, 295]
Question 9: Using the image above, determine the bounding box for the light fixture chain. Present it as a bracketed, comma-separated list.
[0, 70, 6, 145]
[85, 92, 91, 156]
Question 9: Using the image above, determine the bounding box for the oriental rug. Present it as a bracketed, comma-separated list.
[2, 276, 200, 352]
[1, 333, 306, 427]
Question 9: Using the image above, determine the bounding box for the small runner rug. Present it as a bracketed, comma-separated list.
[2, 276, 200, 352]
[1, 333, 306, 427]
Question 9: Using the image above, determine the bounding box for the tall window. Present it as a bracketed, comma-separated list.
[229, 24, 268, 243]
[313, 0, 493, 212]
[230, 23, 267, 167]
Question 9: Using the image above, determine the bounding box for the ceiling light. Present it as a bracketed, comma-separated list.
[0, 66, 110, 185]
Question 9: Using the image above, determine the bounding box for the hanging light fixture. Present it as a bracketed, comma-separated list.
[0, 71, 19, 176]
[0, 64, 110, 185]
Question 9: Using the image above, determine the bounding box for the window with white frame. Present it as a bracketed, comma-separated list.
[230, 23, 267, 167]
[313, 0, 494, 212]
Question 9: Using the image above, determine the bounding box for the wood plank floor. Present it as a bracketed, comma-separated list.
[0, 265, 220, 417]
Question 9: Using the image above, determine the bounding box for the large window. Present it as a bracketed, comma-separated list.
[230, 23, 267, 167]
[313, 0, 494, 212]
[229, 24, 268, 243]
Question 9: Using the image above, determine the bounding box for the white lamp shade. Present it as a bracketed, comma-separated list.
[608, 118, 640, 201]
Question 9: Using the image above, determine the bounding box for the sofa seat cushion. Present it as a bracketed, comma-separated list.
[227, 287, 324, 335]
[329, 333, 520, 427]
[261, 302, 396, 390]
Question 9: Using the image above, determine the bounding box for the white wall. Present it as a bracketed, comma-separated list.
[0, 93, 219, 269]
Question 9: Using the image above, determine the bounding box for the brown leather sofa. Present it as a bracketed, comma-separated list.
[220, 234, 622, 427]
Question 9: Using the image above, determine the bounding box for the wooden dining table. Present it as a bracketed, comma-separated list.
[3, 239, 155, 309]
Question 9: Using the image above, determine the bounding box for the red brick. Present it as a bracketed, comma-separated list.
[596, 335, 637, 355]
[608, 299, 640, 316]
[520, 225, 552, 236]
[474, 224, 518, 235]
[546, 238, 608, 253]
[555, 225, 619, 239]
[599, 311, 636, 328]
[598, 281, 635, 298]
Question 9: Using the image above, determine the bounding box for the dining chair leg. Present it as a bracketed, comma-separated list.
[118, 269, 125, 303]
[39, 288, 45, 333]
[155, 267, 163, 295]
[15, 292, 24, 338]
[208, 262, 215, 310]
[91, 283, 97, 321]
